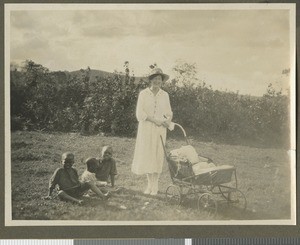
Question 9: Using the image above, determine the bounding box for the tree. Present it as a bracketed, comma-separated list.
[172, 61, 199, 86]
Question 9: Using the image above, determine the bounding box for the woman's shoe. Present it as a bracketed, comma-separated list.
[144, 188, 151, 195]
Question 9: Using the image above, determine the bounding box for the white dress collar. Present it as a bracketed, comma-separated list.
[147, 87, 162, 97]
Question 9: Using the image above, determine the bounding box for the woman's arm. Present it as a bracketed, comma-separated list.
[162, 93, 173, 128]
[146, 116, 163, 126]
[136, 91, 148, 121]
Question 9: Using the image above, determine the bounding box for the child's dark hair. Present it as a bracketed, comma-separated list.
[85, 157, 98, 173]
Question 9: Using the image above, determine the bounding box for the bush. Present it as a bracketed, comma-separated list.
[10, 60, 290, 147]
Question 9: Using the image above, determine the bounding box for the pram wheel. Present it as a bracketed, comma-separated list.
[165, 185, 182, 205]
[198, 193, 218, 216]
[228, 189, 247, 211]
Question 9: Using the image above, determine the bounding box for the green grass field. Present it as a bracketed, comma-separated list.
[11, 131, 291, 221]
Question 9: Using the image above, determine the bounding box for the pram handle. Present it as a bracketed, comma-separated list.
[160, 122, 190, 160]
[172, 123, 190, 145]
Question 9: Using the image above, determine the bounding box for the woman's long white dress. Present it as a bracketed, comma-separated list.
[132, 88, 173, 175]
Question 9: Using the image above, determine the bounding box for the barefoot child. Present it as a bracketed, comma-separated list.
[45, 152, 108, 204]
[96, 146, 118, 189]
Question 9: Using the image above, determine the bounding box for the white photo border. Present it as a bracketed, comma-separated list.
[4, 3, 296, 227]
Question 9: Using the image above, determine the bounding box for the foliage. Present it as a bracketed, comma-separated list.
[164, 80, 289, 147]
[10, 60, 290, 147]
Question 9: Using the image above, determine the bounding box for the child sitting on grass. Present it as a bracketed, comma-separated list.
[81, 157, 108, 188]
[44, 152, 109, 204]
[96, 146, 118, 190]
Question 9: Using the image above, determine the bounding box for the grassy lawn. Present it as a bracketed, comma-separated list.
[10, 131, 291, 221]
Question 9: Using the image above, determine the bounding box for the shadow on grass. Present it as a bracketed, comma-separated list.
[179, 196, 272, 220]
[12, 186, 275, 221]
[92, 187, 271, 220]
[110, 187, 261, 220]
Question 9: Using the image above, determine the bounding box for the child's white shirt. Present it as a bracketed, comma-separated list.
[81, 170, 97, 183]
[81, 170, 108, 187]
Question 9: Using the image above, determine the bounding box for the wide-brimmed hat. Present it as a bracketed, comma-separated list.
[148, 68, 169, 82]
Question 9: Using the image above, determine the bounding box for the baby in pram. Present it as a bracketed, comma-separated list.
[169, 145, 216, 179]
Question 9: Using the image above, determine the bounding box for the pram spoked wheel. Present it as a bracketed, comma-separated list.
[198, 193, 218, 216]
[227, 189, 247, 210]
[165, 185, 182, 205]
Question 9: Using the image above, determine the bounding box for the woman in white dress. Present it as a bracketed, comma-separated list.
[132, 68, 173, 195]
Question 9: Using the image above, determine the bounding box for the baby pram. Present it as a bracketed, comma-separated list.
[161, 123, 247, 215]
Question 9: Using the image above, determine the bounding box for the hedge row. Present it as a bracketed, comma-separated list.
[11, 61, 290, 147]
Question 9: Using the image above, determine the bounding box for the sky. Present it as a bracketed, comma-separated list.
[8, 5, 293, 96]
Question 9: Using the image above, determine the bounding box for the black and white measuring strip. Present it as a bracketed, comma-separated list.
[0, 238, 299, 245]
[192, 238, 300, 245]
[0, 241, 73, 245]
[73, 240, 185, 245]
[0, 240, 184, 245]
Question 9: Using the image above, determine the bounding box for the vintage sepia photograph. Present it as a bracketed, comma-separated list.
[5, 3, 296, 227]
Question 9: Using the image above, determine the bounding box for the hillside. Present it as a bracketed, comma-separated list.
[68, 69, 144, 84]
